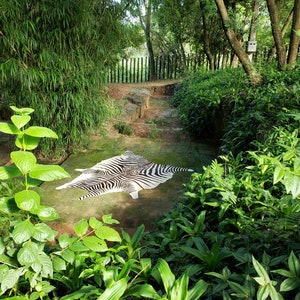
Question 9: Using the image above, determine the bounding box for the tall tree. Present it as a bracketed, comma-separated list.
[287, 0, 300, 68]
[214, 0, 262, 84]
[247, 0, 260, 61]
[200, 0, 215, 70]
[266, 0, 287, 70]
[132, 0, 156, 81]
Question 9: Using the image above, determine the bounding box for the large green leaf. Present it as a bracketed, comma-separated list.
[30, 164, 70, 181]
[83, 236, 108, 252]
[38, 252, 53, 277]
[15, 190, 40, 211]
[10, 151, 37, 174]
[252, 256, 271, 284]
[0, 122, 20, 134]
[0, 165, 22, 180]
[95, 226, 121, 242]
[288, 251, 300, 276]
[15, 134, 40, 150]
[17, 241, 39, 264]
[74, 219, 89, 237]
[1, 268, 24, 294]
[12, 220, 35, 244]
[187, 279, 208, 300]
[169, 272, 188, 300]
[33, 223, 57, 242]
[11, 115, 31, 129]
[35, 205, 59, 221]
[125, 284, 160, 299]
[98, 278, 127, 300]
[283, 172, 300, 198]
[10, 106, 34, 115]
[52, 255, 67, 271]
[24, 126, 58, 138]
[154, 259, 175, 294]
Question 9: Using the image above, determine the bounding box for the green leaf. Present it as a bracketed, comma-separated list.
[280, 278, 300, 292]
[17, 241, 39, 264]
[10, 106, 34, 115]
[30, 164, 70, 181]
[257, 285, 269, 300]
[52, 255, 67, 271]
[131, 224, 145, 248]
[35, 205, 59, 221]
[1, 268, 24, 294]
[102, 214, 120, 225]
[11, 115, 31, 129]
[125, 284, 160, 299]
[170, 271, 188, 300]
[15, 190, 40, 211]
[273, 166, 285, 184]
[95, 226, 122, 242]
[74, 219, 89, 237]
[58, 234, 71, 248]
[98, 278, 127, 300]
[61, 249, 75, 264]
[15, 134, 40, 150]
[288, 251, 300, 276]
[0, 238, 5, 255]
[24, 126, 58, 138]
[283, 173, 300, 198]
[0, 197, 19, 214]
[38, 252, 53, 277]
[154, 259, 175, 293]
[89, 216, 103, 229]
[83, 236, 108, 252]
[0, 165, 22, 179]
[0, 122, 21, 134]
[187, 280, 208, 300]
[10, 151, 37, 174]
[12, 220, 35, 243]
[33, 223, 57, 242]
[252, 256, 270, 284]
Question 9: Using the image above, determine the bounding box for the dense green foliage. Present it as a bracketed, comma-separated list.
[173, 65, 300, 154]
[0, 0, 142, 157]
[172, 68, 248, 138]
[1, 63, 300, 299]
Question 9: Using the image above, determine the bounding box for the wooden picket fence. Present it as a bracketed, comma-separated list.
[106, 50, 268, 83]
[106, 53, 206, 83]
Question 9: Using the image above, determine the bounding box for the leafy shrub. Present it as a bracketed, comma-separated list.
[0, 0, 141, 158]
[221, 65, 300, 154]
[172, 68, 248, 139]
[145, 125, 300, 298]
[114, 121, 133, 135]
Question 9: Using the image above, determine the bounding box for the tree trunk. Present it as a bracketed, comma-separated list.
[287, 0, 300, 68]
[267, 8, 293, 63]
[266, 0, 287, 70]
[200, 0, 215, 70]
[214, 0, 261, 84]
[247, 0, 259, 61]
[145, 1, 156, 81]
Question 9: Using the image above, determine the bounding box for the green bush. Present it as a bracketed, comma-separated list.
[172, 68, 248, 139]
[221, 65, 300, 154]
[0, 0, 142, 158]
[145, 125, 300, 298]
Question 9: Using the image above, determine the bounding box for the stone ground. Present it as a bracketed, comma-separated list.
[1, 81, 217, 235]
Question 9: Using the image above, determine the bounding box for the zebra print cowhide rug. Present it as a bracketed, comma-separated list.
[56, 151, 193, 200]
